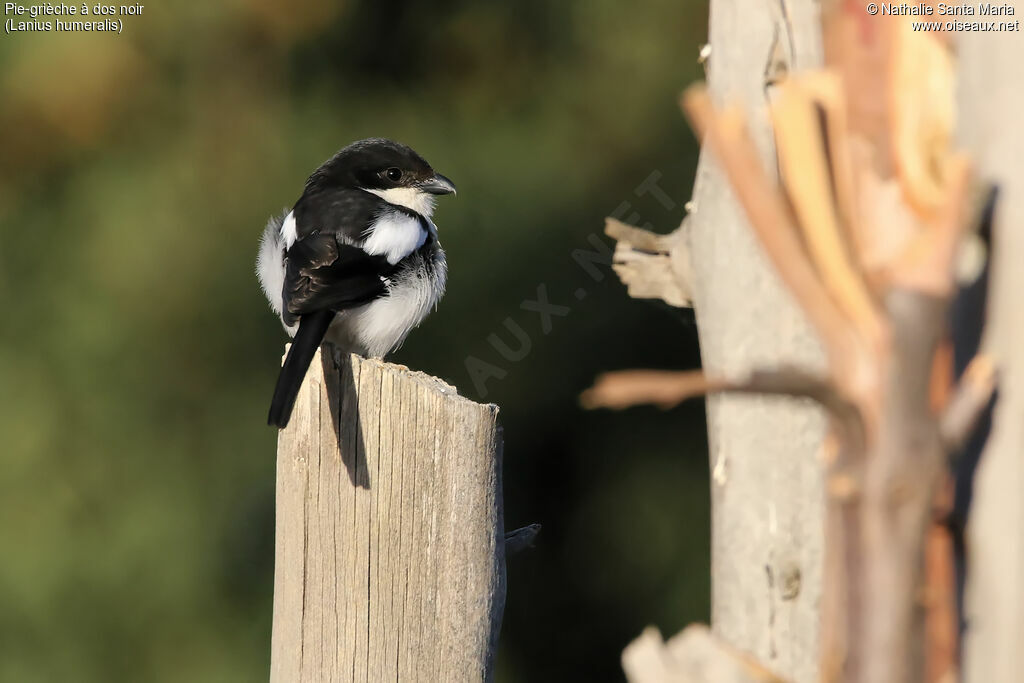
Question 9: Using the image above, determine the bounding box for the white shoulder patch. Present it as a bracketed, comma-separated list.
[362, 211, 427, 265]
[280, 210, 298, 249]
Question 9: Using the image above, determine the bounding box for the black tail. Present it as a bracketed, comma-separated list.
[267, 310, 335, 428]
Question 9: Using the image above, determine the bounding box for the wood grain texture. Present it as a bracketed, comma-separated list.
[673, 0, 825, 679]
[270, 345, 504, 683]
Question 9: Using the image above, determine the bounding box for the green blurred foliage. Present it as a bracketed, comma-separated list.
[0, 1, 709, 680]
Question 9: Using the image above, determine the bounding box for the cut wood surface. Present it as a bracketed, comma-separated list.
[270, 345, 504, 683]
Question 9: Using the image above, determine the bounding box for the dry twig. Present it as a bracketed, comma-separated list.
[622, 626, 788, 683]
[940, 354, 997, 454]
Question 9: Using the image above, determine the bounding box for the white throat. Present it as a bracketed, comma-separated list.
[363, 187, 436, 218]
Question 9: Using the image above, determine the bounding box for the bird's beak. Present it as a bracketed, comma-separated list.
[420, 173, 457, 196]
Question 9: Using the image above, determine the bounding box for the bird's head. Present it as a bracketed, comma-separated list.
[306, 138, 456, 217]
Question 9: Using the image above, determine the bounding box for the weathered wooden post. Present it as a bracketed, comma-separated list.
[270, 345, 505, 682]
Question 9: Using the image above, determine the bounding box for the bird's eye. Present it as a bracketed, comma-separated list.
[385, 167, 402, 182]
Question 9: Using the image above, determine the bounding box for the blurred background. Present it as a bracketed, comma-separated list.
[0, 1, 710, 680]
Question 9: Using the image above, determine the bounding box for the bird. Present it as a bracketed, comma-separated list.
[257, 138, 456, 428]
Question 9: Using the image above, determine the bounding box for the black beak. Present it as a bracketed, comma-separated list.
[420, 173, 457, 196]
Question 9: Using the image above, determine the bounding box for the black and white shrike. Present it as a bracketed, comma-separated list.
[257, 138, 456, 428]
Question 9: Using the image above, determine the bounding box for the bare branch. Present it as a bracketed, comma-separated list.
[622, 625, 789, 683]
[605, 217, 694, 308]
[888, 155, 973, 297]
[581, 366, 839, 407]
[681, 86, 871, 387]
[585, 364, 851, 414]
[940, 353, 997, 454]
[923, 487, 958, 683]
[770, 75, 888, 351]
[605, 217, 672, 252]
[580, 369, 725, 411]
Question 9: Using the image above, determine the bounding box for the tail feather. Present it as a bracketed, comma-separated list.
[267, 310, 335, 428]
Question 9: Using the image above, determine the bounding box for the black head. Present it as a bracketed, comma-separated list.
[305, 138, 456, 200]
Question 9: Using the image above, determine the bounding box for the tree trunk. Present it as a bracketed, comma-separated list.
[677, 0, 824, 680]
[957, 30, 1024, 683]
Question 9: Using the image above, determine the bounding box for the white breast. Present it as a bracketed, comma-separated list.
[361, 211, 428, 265]
[339, 250, 447, 358]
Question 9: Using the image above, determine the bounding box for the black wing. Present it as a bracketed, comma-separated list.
[281, 232, 393, 327]
[269, 231, 395, 428]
